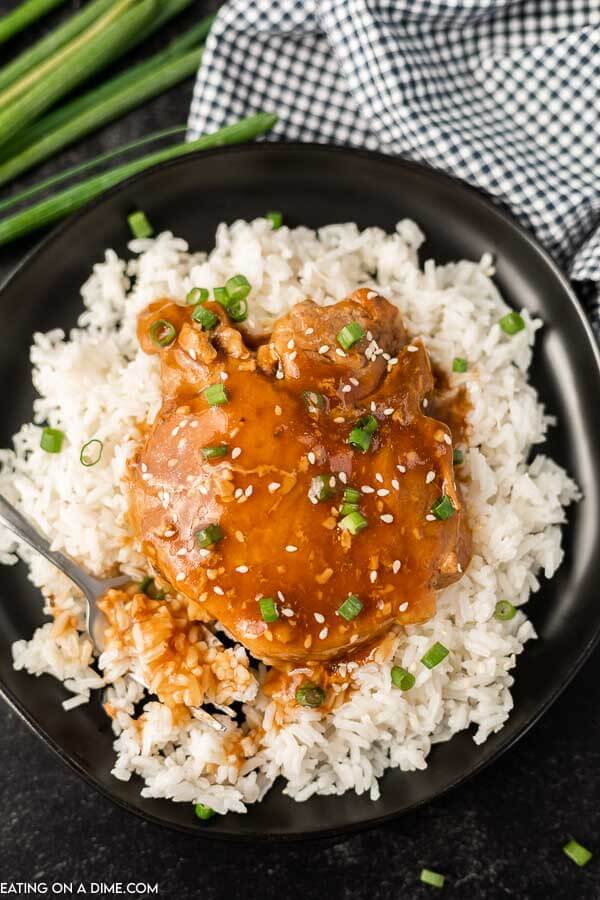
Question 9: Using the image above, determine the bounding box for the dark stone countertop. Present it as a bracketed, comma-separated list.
[0, 3, 599, 898]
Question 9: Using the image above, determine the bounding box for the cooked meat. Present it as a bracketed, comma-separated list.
[128, 290, 471, 666]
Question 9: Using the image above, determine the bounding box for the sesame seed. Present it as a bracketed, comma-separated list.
[370, 401, 377, 412]
[245, 485, 253, 497]
[189, 348, 197, 361]
[339, 472, 348, 484]
[282, 608, 294, 617]
[275, 405, 282, 416]
[336, 348, 347, 358]
[426, 471, 435, 484]
[381, 514, 394, 524]
[314, 612, 325, 624]
[391, 479, 400, 490]
[234, 488, 243, 499]
[423, 398, 429, 408]
[334, 416, 345, 423]
[319, 627, 329, 640]
[388, 357, 398, 366]
[392, 560, 401, 574]
[141, 463, 148, 473]
[287, 339, 295, 350]
[367, 331, 373, 341]
[164, 529, 175, 538]
[231, 447, 241, 459]
[361, 485, 375, 494]
[286, 545, 298, 553]
[176, 548, 187, 556]
[370, 570, 378, 583]
[305, 327, 314, 335]
[277, 591, 285, 602]
[384, 407, 394, 415]
[220, 371, 228, 381]
[399, 601, 408, 612]
[276, 368, 284, 380]
[213, 586, 224, 595]
[377, 488, 390, 497]
[176, 572, 185, 582]
[318, 345, 329, 355]
[367, 291, 378, 300]
[341, 384, 352, 393]
[349, 377, 359, 386]
[171, 427, 179, 437]
[307, 452, 316, 464]
[444, 434, 452, 445]
[426, 514, 436, 522]
[268, 482, 280, 493]
[375, 473, 384, 483]
[142, 473, 151, 482]
[397, 465, 407, 474]
[329, 476, 336, 488]
[289, 351, 297, 361]
[235, 565, 249, 573]
[407, 345, 418, 353]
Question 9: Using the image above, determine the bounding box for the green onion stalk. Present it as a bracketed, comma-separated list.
[0, 0, 67, 47]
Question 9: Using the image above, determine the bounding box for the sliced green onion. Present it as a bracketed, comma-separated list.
[127, 209, 153, 239]
[421, 642, 449, 670]
[499, 311, 525, 335]
[420, 869, 445, 888]
[80, 438, 103, 467]
[40, 427, 64, 453]
[191, 304, 219, 330]
[138, 576, 165, 600]
[337, 594, 363, 622]
[227, 298, 248, 323]
[340, 502, 360, 516]
[339, 510, 368, 535]
[343, 487, 361, 505]
[0, 0, 67, 47]
[452, 448, 464, 466]
[356, 414, 378, 435]
[195, 524, 224, 549]
[203, 383, 228, 406]
[391, 666, 415, 691]
[348, 428, 372, 453]
[295, 683, 325, 708]
[202, 444, 228, 459]
[194, 803, 216, 821]
[452, 357, 468, 373]
[494, 600, 517, 621]
[187, 287, 209, 305]
[336, 321, 365, 351]
[149, 319, 176, 348]
[563, 840, 592, 867]
[266, 211, 282, 229]
[225, 274, 251, 303]
[311, 474, 335, 502]
[302, 390, 326, 411]
[213, 287, 229, 308]
[431, 495, 455, 521]
[258, 596, 278, 623]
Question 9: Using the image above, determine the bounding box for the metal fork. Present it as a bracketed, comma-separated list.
[0, 493, 225, 732]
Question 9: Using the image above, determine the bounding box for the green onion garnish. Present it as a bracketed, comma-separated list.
[494, 600, 517, 621]
[420, 869, 445, 888]
[213, 287, 229, 308]
[311, 474, 335, 502]
[563, 840, 592, 867]
[340, 502, 360, 516]
[202, 444, 228, 459]
[337, 594, 363, 621]
[356, 414, 378, 434]
[336, 321, 365, 351]
[453, 448, 464, 466]
[203, 383, 228, 406]
[225, 274, 251, 303]
[391, 666, 415, 691]
[499, 311, 525, 335]
[348, 428, 372, 453]
[227, 298, 248, 323]
[258, 596, 278, 623]
[339, 510, 368, 535]
[80, 438, 103, 467]
[194, 803, 216, 821]
[302, 390, 326, 411]
[295, 683, 325, 708]
[266, 211, 282, 229]
[149, 319, 176, 348]
[452, 357, 468, 373]
[187, 287, 209, 305]
[421, 642, 449, 669]
[138, 576, 165, 600]
[195, 524, 224, 549]
[191, 304, 219, 330]
[431, 495, 455, 520]
[343, 487, 361, 505]
[40, 427, 64, 453]
[127, 210, 153, 239]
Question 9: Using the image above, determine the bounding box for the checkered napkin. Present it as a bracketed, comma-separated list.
[188, 1, 600, 331]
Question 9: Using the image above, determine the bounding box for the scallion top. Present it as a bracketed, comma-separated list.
[203, 383, 228, 406]
[127, 210, 153, 239]
[337, 321, 365, 351]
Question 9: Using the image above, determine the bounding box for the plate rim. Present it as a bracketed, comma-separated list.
[1, 140, 599, 841]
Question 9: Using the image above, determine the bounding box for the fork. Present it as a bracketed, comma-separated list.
[0, 493, 226, 732]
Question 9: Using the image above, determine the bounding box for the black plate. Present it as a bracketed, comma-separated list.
[1, 143, 599, 841]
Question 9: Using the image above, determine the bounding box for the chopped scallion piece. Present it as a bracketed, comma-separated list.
[453, 448, 464, 466]
[337, 594, 363, 621]
[149, 319, 176, 348]
[192, 304, 219, 330]
[340, 502, 360, 516]
[311, 474, 335, 502]
[203, 383, 228, 406]
[356, 414, 378, 434]
[127, 210, 153, 239]
[195, 524, 224, 549]
[452, 357, 468, 373]
[500, 310, 525, 335]
[202, 444, 228, 460]
[343, 487, 361, 505]
[80, 438, 103, 467]
[186, 287, 209, 305]
[348, 427, 372, 453]
[337, 321, 365, 351]
[391, 666, 415, 690]
[421, 642, 449, 669]
[40, 427, 64, 453]
[194, 803, 216, 821]
[225, 274, 251, 303]
[339, 510, 368, 534]
[420, 869, 445, 888]
[213, 286, 229, 308]
[138, 576, 165, 600]
[302, 390, 326, 411]
[431, 495, 455, 520]
[258, 596, 278, 623]
[227, 297, 248, 322]
[494, 600, 517, 621]
[266, 211, 282, 229]
[295, 683, 325, 708]
[563, 840, 592, 867]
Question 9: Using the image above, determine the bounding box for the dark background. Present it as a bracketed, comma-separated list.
[0, 2, 599, 898]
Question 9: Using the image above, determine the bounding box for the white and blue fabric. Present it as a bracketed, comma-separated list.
[188, 1, 600, 331]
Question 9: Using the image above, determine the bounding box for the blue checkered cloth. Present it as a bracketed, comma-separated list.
[188, 1, 600, 330]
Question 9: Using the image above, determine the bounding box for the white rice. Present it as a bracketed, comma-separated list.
[0, 217, 579, 815]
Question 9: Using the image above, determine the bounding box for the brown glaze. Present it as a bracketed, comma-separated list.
[127, 289, 471, 668]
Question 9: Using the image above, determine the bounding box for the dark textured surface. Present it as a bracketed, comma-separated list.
[0, 2, 599, 897]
